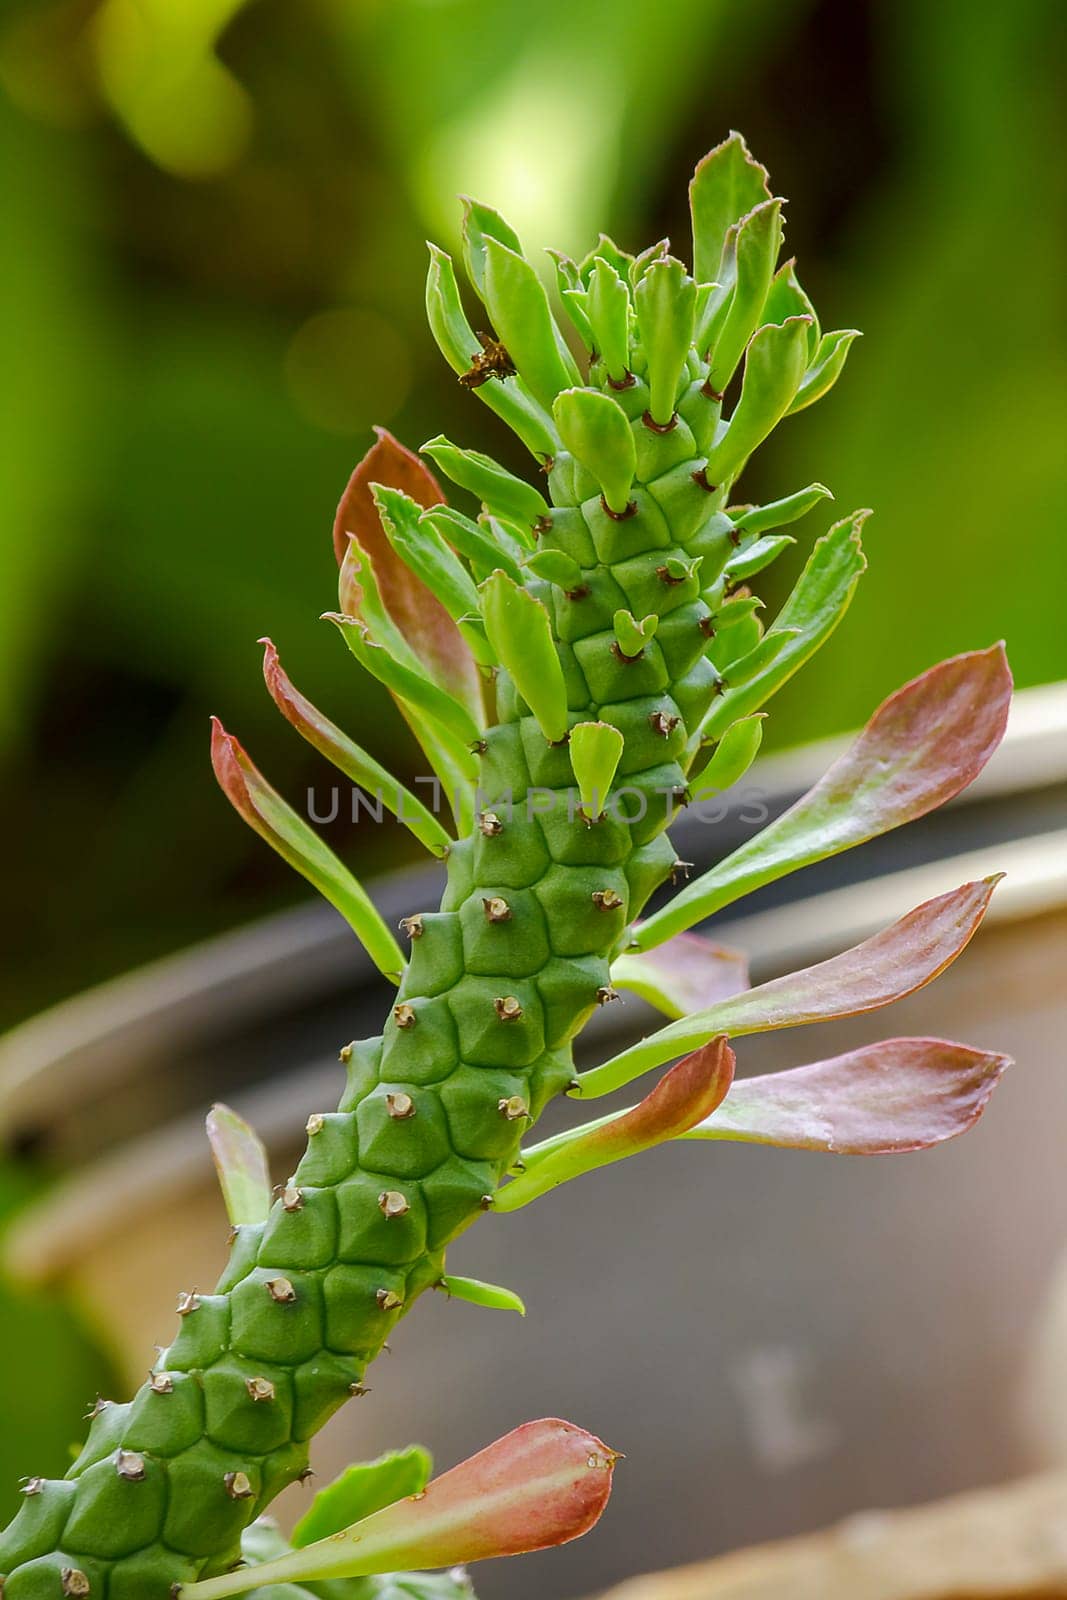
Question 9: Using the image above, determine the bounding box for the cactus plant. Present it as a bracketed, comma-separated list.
[1, 132, 1015, 1600]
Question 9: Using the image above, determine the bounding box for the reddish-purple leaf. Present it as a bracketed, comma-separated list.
[206, 1104, 271, 1226]
[582, 877, 1000, 1094]
[686, 1037, 1011, 1154]
[497, 1037, 735, 1210]
[332, 428, 480, 713]
[637, 644, 1013, 949]
[612, 931, 749, 1019]
[181, 1419, 617, 1597]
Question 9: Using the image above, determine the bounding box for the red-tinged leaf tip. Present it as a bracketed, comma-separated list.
[820, 643, 1013, 824]
[206, 1104, 272, 1226]
[181, 1420, 617, 1597]
[693, 1037, 1012, 1155]
[614, 931, 750, 1019]
[209, 716, 254, 823]
[333, 428, 446, 566]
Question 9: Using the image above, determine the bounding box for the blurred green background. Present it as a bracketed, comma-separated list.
[0, 0, 1063, 1525]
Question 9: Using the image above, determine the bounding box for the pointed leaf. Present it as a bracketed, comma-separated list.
[553, 388, 636, 515]
[425, 244, 558, 458]
[704, 316, 812, 486]
[421, 505, 524, 585]
[612, 934, 749, 1021]
[690, 131, 772, 284]
[788, 329, 862, 414]
[685, 1037, 1011, 1154]
[483, 236, 581, 410]
[206, 1104, 271, 1226]
[437, 1275, 526, 1316]
[634, 256, 697, 425]
[688, 713, 765, 796]
[613, 609, 658, 657]
[705, 198, 783, 390]
[650, 644, 1012, 942]
[526, 549, 584, 590]
[550, 251, 594, 346]
[261, 640, 452, 858]
[461, 197, 522, 301]
[587, 258, 631, 382]
[480, 571, 569, 743]
[422, 435, 547, 534]
[373, 487, 492, 667]
[701, 512, 867, 740]
[326, 608, 481, 751]
[578, 232, 635, 285]
[724, 533, 794, 583]
[181, 1419, 617, 1596]
[584, 878, 1000, 1094]
[332, 431, 483, 722]
[764, 259, 820, 354]
[496, 1038, 735, 1210]
[731, 482, 833, 535]
[210, 719, 405, 982]
[569, 721, 625, 815]
[293, 1447, 433, 1550]
[719, 627, 801, 688]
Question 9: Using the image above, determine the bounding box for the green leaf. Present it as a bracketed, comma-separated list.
[578, 232, 635, 285]
[326, 608, 482, 749]
[461, 197, 522, 301]
[552, 388, 636, 515]
[788, 329, 862, 414]
[763, 260, 821, 355]
[373, 487, 492, 667]
[704, 198, 783, 392]
[425, 245, 558, 458]
[437, 1275, 526, 1315]
[586, 258, 631, 382]
[422, 435, 546, 534]
[292, 1447, 433, 1550]
[704, 315, 812, 486]
[638, 643, 1011, 951]
[701, 512, 867, 739]
[731, 483, 833, 535]
[210, 720, 405, 983]
[724, 532, 794, 583]
[611, 932, 748, 1021]
[634, 256, 697, 425]
[689, 131, 772, 284]
[421, 505, 523, 585]
[719, 627, 801, 688]
[687, 713, 764, 795]
[497, 1037, 734, 1211]
[483, 236, 581, 410]
[568, 721, 625, 815]
[480, 571, 569, 743]
[613, 608, 658, 658]
[261, 639, 453, 858]
[525, 548, 584, 590]
[205, 1104, 271, 1226]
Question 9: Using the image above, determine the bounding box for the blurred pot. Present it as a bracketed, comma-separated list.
[2, 683, 1066, 1600]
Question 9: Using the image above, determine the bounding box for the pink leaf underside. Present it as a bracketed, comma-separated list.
[591, 1035, 737, 1157]
[261, 637, 340, 747]
[319, 1418, 615, 1569]
[209, 717, 266, 833]
[205, 1104, 271, 1225]
[333, 427, 479, 706]
[703, 876, 1000, 1037]
[799, 644, 1012, 837]
[617, 931, 750, 1015]
[695, 1037, 1012, 1153]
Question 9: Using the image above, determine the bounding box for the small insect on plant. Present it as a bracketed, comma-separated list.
[0, 133, 1013, 1600]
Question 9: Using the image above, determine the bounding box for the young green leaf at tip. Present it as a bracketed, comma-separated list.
[437, 1274, 526, 1316]
[482, 235, 581, 410]
[206, 1104, 271, 1227]
[569, 721, 625, 817]
[479, 570, 569, 743]
[613, 609, 658, 658]
[586, 258, 631, 381]
[690, 130, 772, 284]
[180, 1419, 617, 1597]
[704, 315, 811, 486]
[553, 388, 636, 516]
[731, 482, 833, 535]
[210, 718, 405, 982]
[688, 713, 765, 795]
[634, 256, 696, 425]
[421, 435, 547, 535]
[293, 1446, 433, 1549]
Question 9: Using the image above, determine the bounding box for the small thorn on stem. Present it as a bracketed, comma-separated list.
[20, 1477, 45, 1496]
[670, 858, 695, 884]
[115, 1450, 147, 1482]
[281, 1185, 305, 1213]
[378, 1189, 410, 1218]
[470, 738, 488, 755]
[399, 914, 424, 940]
[266, 1277, 297, 1305]
[61, 1570, 90, 1598]
[596, 986, 621, 1005]
[306, 1113, 326, 1136]
[225, 1471, 255, 1501]
[592, 888, 624, 912]
[246, 1377, 277, 1403]
[85, 1396, 112, 1420]
[494, 995, 523, 1022]
[349, 1382, 370, 1397]
[386, 1091, 416, 1120]
[393, 1003, 417, 1030]
[338, 1041, 354, 1062]
[482, 895, 512, 924]
[149, 1372, 174, 1396]
[297, 1466, 316, 1485]
[376, 1288, 404, 1312]
[479, 1194, 495, 1210]
[648, 710, 680, 738]
[532, 515, 553, 538]
[176, 1291, 201, 1318]
[478, 811, 504, 836]
[498, 1095, 529, 1121]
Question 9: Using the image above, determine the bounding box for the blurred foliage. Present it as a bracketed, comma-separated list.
[0, 1172, 117, 1520]
[0, 0, 1063, 1036]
